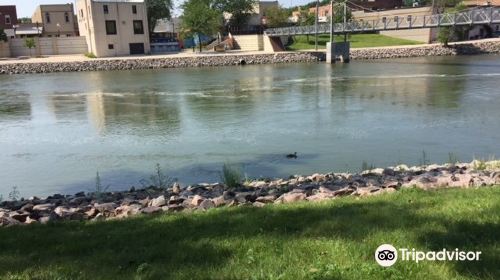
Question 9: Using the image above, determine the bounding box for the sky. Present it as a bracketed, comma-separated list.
[0, 0, 313, 18]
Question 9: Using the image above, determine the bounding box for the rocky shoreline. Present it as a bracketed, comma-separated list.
[350, 40, 500, 60]
[0, 52, 324, 75]
[1, 40, 499, 75]
[1, 161, 499, 227]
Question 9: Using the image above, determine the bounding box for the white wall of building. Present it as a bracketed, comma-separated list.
[77, 0, 150, 57]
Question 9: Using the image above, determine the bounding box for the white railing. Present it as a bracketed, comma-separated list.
[265, 7, 500, 36]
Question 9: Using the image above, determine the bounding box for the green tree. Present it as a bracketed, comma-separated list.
[0, 29, 7, 42]
[18, 17, 32, 24]
[332, 4, 352, 24]
[299, 11, 316, 43]
[145, 0, 173, 34]
[214, 0, 256, 28]
[265, 6, 290, 28]
[24, 38, 36, 56]
[437, 3, 467, 46]
[181, 0, 222, 52]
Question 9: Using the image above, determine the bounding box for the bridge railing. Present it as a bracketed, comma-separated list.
[264, 7, 500, 36]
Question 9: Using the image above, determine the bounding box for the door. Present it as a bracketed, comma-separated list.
[129, 43, 145, 55]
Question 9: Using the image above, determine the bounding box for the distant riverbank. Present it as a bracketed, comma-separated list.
[0, 39, 499, 75]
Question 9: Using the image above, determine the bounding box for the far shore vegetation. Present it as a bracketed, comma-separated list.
[0, 187, 498, 279]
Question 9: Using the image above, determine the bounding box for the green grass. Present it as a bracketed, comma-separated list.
[0, 187, 499, 279]
[287, 34, 423, 50]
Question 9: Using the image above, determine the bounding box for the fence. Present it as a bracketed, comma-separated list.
[0, 42, 10, 58]
[7, 37, 88, 57]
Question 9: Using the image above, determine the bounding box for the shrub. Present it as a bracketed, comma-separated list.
[8, 186, 20, 201]
[84, 52, 97, 58]
[0, 29, 7, 42]
[221, 163, 243, 189]
[140, 163, 175, 189]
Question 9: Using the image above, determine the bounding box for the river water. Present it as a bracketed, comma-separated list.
[1, 55, 500, 197]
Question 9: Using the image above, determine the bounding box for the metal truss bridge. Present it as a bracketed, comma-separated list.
[264, 7, 500, 36]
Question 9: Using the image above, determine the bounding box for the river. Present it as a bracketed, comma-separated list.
[1, 55, 499, 197]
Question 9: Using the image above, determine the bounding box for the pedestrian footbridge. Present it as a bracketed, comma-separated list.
[264, 7, 500, 36]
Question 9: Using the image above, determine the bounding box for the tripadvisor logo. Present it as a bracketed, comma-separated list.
[374, 244, 482, 267]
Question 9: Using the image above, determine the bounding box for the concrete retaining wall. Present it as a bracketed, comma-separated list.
[232, 35, 264, 51]
[9, 37, 88, 57]
[0, 42, 10, 58]
[380, 28, 437, 44]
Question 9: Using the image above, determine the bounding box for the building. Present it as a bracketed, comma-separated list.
[352, 7, 437, 43]
[32, 4, 78, 37]
[13, 23, 43, 38]
[249, 1, 279, 26]
[0, 5, 18, 30]
[224, 1, 279, 32]
[76, 0, 151, 57]
[462, 0, 500, 39]
[308, 0, 403, 22]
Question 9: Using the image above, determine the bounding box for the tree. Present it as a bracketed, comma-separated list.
[437, 3, 467, 46]
[299, 11, 316, 42]
[0, 29, 7, 42]
[214, 0, 256, 28]
[265, 6, 290, 28]
[24, 38, 36, 56]
[18, 17, 32, 24]
[145, 0, 173, 34]
[181, 0, 222, 52]
[332, 4, 352, 24]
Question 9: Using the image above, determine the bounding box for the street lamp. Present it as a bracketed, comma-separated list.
[56, 23, 61, 37]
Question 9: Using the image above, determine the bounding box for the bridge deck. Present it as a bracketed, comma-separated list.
[265, 7, 500, 36]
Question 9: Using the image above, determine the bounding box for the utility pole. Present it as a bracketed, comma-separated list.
[344, 1, 347, 42]
[330, 0, 334, 44]
[315, 0, 319, 51]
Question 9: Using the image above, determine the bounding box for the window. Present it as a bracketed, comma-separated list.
[65, 12, 70, 23]
[133, 20, 144, 34]
[45, 12, 51, 23]
[132, 5, 137, 14]
[407, 15, 412, 22]
[105, 20, 117, 35]
[108, 44, 114, 49]
[5, 15, 10, 25]
[103, 5, 109, 14]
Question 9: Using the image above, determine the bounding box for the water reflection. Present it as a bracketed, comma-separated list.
[0, 55, 499, 196]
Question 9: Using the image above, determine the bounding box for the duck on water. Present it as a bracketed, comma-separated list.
[286, 152, 298, 159]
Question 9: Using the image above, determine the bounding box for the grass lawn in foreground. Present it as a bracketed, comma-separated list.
[287, 34, 423, 50]
[0, 187, 498, 280]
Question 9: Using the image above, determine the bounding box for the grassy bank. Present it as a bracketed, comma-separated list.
[287, 34, 423, 50]
[1, 187, 499, 279]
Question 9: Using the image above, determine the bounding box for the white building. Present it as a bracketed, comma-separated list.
[76, 0, 150, 57]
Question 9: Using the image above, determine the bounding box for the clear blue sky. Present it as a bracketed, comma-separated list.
[0, 0, 313, 17]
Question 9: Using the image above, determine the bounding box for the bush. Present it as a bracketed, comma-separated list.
[221, 163, 243, 189]
[0, 29, 7, 42]
[84, 52, 97, 58]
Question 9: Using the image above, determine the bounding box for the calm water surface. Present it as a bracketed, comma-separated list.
[1, 55, 500, 196]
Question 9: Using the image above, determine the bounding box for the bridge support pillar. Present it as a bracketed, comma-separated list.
[326, 42, 350, 64]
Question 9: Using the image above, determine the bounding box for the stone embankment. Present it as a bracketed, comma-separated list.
[0, 52, 324, 75]
[1, 161, 499, 227]
[350, 40, 500, 60]
[1, 39, 499, 75]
